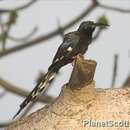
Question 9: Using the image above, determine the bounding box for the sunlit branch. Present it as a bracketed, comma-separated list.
[8, 27, 38, 42]
[98, 1, 130, 13]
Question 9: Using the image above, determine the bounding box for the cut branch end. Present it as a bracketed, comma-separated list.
[68, 55, 97, 89]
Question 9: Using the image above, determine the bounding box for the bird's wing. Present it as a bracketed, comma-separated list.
[52, 32, 80, 64]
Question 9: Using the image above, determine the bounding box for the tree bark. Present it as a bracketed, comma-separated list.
[6, 56, 130, 130]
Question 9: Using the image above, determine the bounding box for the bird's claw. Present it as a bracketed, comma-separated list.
[72, 54, 84, 66]
[77, 53, 84, 59]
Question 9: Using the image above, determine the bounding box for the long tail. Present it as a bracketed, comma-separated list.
[13, 69, 57, 119]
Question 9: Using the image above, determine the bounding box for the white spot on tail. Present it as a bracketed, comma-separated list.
[54, 58, 59, 63]
[32, 91, 37, 98]
[39, 81, 47, 90]
[49, 73, 56, 81]
[60, 56, 64, 60]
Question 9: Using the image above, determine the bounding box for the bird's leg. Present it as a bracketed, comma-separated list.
[72, 53, 84, 66]
[77, 53, 84, 59]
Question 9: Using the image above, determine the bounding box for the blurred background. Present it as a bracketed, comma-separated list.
[0, 0, 130, 129]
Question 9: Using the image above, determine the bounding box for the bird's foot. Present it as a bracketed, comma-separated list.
[72, 54, 84, 66]
[77, 53, 84, 59]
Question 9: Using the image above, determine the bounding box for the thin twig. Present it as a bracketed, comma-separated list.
[56, 18, 64, 39]
[0, 0, 37, 13]
[1, 24, 10, 51]
[0, 15, 5, 32]
[0, 77, 54, 103]
[123, 73, 130, 87]
[0, 15, 6, 51]
[98, 1, 130, 13]
[0, 1, 97, 58]
[111, 54, 118, 88]
[0, 14, 6, 51]
[8, 27, 38, 42]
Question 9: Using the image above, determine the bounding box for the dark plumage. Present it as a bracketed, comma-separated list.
[13, 21, 108, 119]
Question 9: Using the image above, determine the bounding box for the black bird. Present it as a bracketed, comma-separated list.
[13, 21, 108, 119]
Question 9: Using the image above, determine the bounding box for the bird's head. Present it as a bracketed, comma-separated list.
[78, 21, 108, 34]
